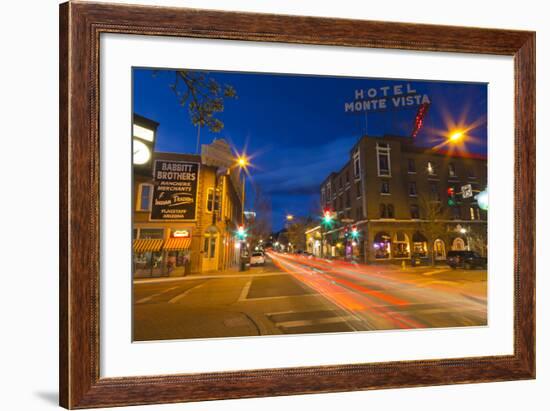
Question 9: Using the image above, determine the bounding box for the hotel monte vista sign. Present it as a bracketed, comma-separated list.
[150, 159, 200, 221]
[344, 83, 431, 113]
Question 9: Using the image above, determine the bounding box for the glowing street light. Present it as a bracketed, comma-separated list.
[286, 214, 294, 221]
[449, 130, 465, 142]
[236, 155, 249, 168]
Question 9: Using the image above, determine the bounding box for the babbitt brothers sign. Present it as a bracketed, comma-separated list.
[150, 160, 200, 221]
[344, 83, 431, 113]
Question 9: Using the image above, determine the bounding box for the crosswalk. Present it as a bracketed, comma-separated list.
[265, 309, 358, 333]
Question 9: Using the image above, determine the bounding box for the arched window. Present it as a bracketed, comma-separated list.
[379, 204, 387, 218]
[452, 237, 466, 251]
[373, 232, 391, 259]
[393, 232, 410, 258]
[412, 231, 428, 257]
[434, 239, 446, 260]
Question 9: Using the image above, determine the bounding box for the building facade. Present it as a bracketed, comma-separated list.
[133, 136, 244, 277]
[313, 134, 487, 264]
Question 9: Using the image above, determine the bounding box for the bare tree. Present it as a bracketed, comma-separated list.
[155, 70, 237, 152]
[287, 216, 308, 252]
[248, 185, 272, 243]
[468, 227, 488, 257]
[418, 195, 451, 266]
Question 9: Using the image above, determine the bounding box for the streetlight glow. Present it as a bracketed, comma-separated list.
[449, 130, 465, 142]
[237, 155, 249, 168]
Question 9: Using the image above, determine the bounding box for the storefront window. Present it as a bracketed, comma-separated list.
[434, 239, 446, 260]
[412, 242, 428, 257]
[412, 232, 428, 257]
[393, 232, 410, 258]
[374, 232, 391, 259]
[133, 251, 163, 277]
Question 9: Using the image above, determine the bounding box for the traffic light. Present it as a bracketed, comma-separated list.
[236, 225, 247, 240]
[350, 225, 359, 239]
[447, 187, 457, 206]
[322, 208, 333, 224]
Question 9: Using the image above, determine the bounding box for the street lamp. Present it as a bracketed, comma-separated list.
[235, 152, 250, 271]
[286, 214, 294, 221]
[237, 155, 249, 168]
[448, 130, 465, 142]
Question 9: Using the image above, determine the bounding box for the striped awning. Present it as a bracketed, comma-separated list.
[133, 238, 163, 253]
[164, 237, 192, 251]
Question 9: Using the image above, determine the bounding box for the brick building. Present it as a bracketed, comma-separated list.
[133, 136, 244, 277]
[311, 134, 487, 264]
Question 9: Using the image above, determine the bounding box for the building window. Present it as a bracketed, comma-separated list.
[206, 188, 214, 212]
[203, 233, 218, 258]
[381, 181, 390, 195]
[393, 232, 410, 258]
[355, 181, 361, 198]
[434, 239, 446, 260]
[470, 207, 480, 220]
[429, 181, 440, 201]
[321, 188, 325, 205]
[356, 207, 363, 220]
[408, 158, 416, 173]
[345, 191, 351, 208]
[374, 232, 392, 259]
[427, 161, 436, 176]
[408, 181, 417, 197]
[410, 204, 420, 219]
[387, 204, 395, 218]
[206, 188, 220, 213]
[376, 143, 391, 177]
[468, 167, 477, 179]
[326, 182, 331, 200]
[345, 170, 350, 184]
[137, 183, 153, 211]
[353, 150, 361, 179]
[379, 204, 387, 218]
[448, 163, 457, 178]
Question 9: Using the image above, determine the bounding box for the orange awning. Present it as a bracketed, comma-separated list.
[133, 238, 163, 253]
[164, 237, 192, 251]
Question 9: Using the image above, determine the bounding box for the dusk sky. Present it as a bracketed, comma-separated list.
[133, 68, 487, 231]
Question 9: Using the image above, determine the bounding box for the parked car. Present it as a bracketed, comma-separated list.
[446, 250, 487, 269]
[250, 251, 266, 266]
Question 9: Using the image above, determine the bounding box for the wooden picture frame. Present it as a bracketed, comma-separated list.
[59, 1, 535, 408]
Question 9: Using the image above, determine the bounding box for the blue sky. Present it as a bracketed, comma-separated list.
[133, 68, 487, 231]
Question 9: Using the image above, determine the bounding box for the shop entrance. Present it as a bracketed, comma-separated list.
[202, 226, 219, 272]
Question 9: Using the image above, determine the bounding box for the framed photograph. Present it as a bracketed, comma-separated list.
[59, 2, 535, 409]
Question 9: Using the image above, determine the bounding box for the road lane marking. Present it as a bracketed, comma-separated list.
[135, 286, 178, 304]
[238, 279, 252, 302]
[275, 316, 358, 329]
[168, 281, 209, 304]
[134, 271, 287, 284]
[242, 294, 320, 302]
[422, 269, 449, 276]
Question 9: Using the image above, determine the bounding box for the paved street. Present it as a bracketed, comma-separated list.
[133, 252, 486, 341]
